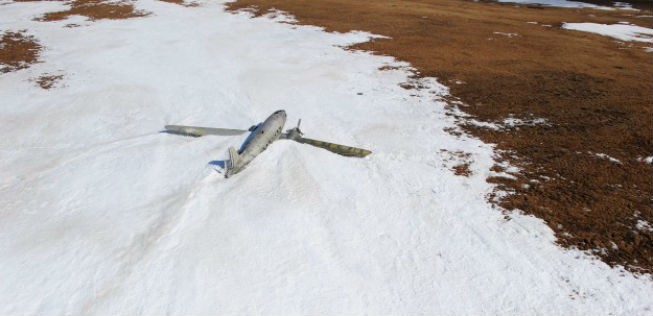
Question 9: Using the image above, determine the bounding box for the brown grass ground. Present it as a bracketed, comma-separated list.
[0, 30, 42, 73]
[12, 0, 150, 21]
[226, 0, 653, 274]
[158, 0, 198, 7]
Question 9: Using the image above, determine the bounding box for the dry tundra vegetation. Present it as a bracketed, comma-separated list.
[0, 30, 41, 73]
[1, 0, 652, 274]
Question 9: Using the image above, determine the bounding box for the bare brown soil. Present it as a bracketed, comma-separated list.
[0, 30, 42, 73]
[226, 0, 653, 274]
[441, 149, 474, 177]
[158, 0, 198, 7]
[35, 73, 63, 89]
[454, 163, 473, 177]
[22, 0, 150, 21]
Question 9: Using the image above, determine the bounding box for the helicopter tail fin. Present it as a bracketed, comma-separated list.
[226, 146, 241, 178]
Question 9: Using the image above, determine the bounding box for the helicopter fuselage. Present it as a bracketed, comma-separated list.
[226, 110, 286, 177]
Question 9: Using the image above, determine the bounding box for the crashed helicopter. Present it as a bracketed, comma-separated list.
[164, 110, 371, 177]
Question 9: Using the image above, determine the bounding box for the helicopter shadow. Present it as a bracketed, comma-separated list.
[209, 160, 226, 169]
[159, 129, 201, 137]
[208, 160, 228, 176]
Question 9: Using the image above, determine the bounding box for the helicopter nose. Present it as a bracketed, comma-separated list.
[274, 110, 286, 117]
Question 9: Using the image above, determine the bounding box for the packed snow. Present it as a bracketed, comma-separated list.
[563, 22, 653, 42]
[1, 0, 652, 314]
[496, 0, 621, 9]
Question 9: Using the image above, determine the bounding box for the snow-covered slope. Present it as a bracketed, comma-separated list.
[496, 0, 632, 10]
[563, 22, 653, 43]
[1, 1, 651, 314]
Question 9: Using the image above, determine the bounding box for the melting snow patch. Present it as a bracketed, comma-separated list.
[502, 116, 549, 128]
[613, 2, 634, 9]
[562, 22, 653, 43]
[636, 220, 653, 232]
[496, 159, 521, 174]
[636, 156, 653, 164]
[589, 152, 622, 164]
[493, 31, 519, 38]
[468, 115, 549, 130]
[488, 158, 521, 180]
[468, 119, 501, 130]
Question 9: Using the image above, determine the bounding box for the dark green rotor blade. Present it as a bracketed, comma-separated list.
[295, 137, 371, 158]
[164, 125, 248, 137]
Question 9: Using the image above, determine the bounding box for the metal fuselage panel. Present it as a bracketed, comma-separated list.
[235, 110, 286, 170]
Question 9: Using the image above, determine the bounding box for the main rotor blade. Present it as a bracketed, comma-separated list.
[294, 136, 371, 158]
[164, 125, 248, 137]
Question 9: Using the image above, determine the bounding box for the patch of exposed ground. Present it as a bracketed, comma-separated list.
[16, 0, 150, 22]
[0, 30, 42, 73]
[158, 0, 198, 7]
[34, 73, 63, 89]
[453, 163, 473, 177]
[441, 149, 475, 177]
[226, 0, 653, 274]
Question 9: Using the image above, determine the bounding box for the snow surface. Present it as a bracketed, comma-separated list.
[563, 22, 653, 42]
[496, 0, 619, 9]
[498, 0, 638, 10]
[1, 0, 652, 314]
